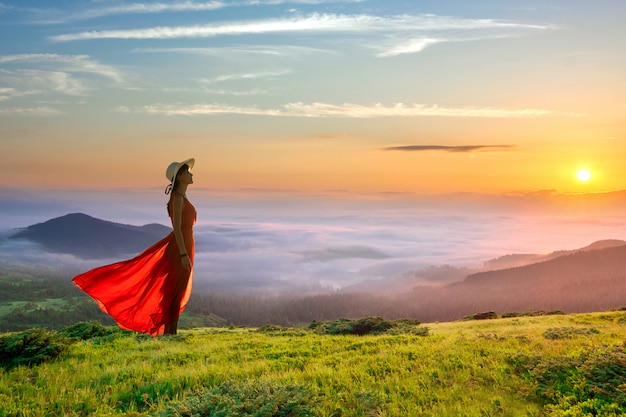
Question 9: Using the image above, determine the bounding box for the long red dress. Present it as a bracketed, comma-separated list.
[72, 192, 196, 336]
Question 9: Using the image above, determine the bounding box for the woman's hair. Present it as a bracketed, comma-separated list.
[171, 164, 189, 191]
[167, 163, 190, 215]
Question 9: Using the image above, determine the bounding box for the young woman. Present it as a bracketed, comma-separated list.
[73, 158, 197, 336]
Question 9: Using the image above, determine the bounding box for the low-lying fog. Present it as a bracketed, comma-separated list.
[3, 187, 626, 293]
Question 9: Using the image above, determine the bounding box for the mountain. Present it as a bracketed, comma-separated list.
[404, 241, 626, 321]
[346, 239, 626, 294]
[10, 213, 171, 259]
[480, 239, 626, 270]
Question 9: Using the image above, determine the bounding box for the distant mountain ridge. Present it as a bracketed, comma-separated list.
[481, 239, 626, 270]
[402, 241, 626, 321]
[347, 239, 626, 294]
[11, 213, 171, 259]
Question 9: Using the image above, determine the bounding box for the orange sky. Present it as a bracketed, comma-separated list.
[1, 1, 625, 196]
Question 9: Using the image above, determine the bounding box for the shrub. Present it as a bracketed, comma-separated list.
[309, 316, 426, 336]
[256, 325, 307, 336]
[508, 343, 626, 414]
[0, 328, 70, 369]
[463, 311, 498, 321]
[0, 322, 128, 370]
[542, 327, 600, 340]
[154, 380, 318, 417]
[59, 321, 121, 340]
[501, 310, 564, 318]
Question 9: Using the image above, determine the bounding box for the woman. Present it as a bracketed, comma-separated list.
[72, 158, 197, 336]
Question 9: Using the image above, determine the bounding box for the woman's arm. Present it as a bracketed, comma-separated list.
[171, 194, 192, 270]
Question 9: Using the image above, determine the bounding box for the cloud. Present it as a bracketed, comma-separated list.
[376, 38, 442, 57]
[5, 189, 626, 292]
[202, 88, 270, 96]
[283, 103, 553, 118]
[384, 145, 515, 153]
[134, 45, 329, 57]
[21, 2, 225, 24]
[0, 106, 60, 115]
[0, 54, 125, 100]
[50, 13, 550, 43]
[26, 1, 365, 24]
[63, 1, 225, 21]
[0, 87, 17, 101]
[138, 102, 554, 118]
[200, 70, 291, 84]
[16, 69, 89, 96]
[0, 54, 124, 83]
[296, 246, 391, 262]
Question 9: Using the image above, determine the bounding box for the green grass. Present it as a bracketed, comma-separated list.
[1, 312, 625, 417]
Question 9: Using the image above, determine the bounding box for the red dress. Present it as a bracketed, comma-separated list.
[72, 192, 196, 336]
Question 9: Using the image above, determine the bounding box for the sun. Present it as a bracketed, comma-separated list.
[577, 169, 591, 182]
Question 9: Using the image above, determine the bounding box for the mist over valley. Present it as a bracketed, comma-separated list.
[2, 187, 626, 330]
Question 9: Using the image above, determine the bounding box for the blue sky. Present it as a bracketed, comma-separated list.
[2, 1, 626, 293]
[1, 0, 624, 193]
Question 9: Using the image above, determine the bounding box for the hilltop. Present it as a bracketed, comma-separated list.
[1, 312, 625, 416]
[10, 213, 170, 259]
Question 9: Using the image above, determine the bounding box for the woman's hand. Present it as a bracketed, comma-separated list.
[181, 254, 192, 271]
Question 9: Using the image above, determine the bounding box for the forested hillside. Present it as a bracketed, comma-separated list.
[2, 248, 626, 331]
[10, 213, 170, 258]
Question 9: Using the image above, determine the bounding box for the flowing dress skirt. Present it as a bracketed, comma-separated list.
[73, 227, 194, 336]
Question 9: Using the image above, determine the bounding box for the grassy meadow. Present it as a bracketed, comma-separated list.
[1, 312, 625, 417]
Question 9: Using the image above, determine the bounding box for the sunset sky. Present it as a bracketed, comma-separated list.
[1, 0, 625, 194]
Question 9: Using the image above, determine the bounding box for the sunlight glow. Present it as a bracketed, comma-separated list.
[577, 169, 591, 182]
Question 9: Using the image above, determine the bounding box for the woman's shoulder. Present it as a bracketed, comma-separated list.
[168, 191, 186, 205]
[170, 191, 187, 199]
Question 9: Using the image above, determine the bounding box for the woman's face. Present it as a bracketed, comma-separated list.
[177, 166, 193, 185]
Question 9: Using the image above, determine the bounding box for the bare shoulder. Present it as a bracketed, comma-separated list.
[171, 193, 184, 206]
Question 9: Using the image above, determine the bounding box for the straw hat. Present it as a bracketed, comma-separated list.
[165, 158, 195, 194]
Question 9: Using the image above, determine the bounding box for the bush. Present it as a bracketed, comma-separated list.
[309, 316, 426, 336]
[0, 328, 70, 369]
[501, 310, 564, 318]
[154, 380, 318, 417]
[0, 322, 128, 370]
[256, 325, 307, 337]
[59, 321, 121, 340]
[463, 311, 498, 321]
[542, 327, 600, 340]
[349, 316, 394, 335]
[508, 343, 626, 414]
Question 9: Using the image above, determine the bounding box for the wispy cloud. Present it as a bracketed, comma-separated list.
[15, 69, 89, 96]
[134, 45, 330, 56]
[0, 54, 125, 98]
[50, 13, 550, 42]
[137, 102, 554, 118]
[141, 103, 282, 116]
[0, 106, 60, 115]
[377, 38, 442, 57]
[65, 1, 225, 20]
[0, 87, 17, 101]
[200, 70, 291, 84]
[203, 88, 270, 96]
[384, 145, 515, 153]
[26, 2, 225, 24]
[28, 1, 364, 23]
[0, 54, 124, 83]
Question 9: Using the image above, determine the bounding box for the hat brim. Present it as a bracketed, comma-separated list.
[170, 158, 195, 182]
